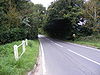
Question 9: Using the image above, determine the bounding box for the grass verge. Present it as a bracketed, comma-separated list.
[0, 40, 39, 75]
[73, 34, 100, 49]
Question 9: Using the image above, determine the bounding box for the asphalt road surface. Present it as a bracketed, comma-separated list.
[38, 35, 100, 75]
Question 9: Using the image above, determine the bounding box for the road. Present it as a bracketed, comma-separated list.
[38, 35, 100, 75]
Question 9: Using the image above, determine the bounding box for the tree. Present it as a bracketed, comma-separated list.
[44, 0, 84, 39]
[0, 0, 21, 31]
[47, 0, 83, 21]
[83, 0, 100, 33]
[0, 0, 46, 44]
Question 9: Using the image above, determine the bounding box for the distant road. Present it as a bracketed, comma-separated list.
[39, 35, 100, 75]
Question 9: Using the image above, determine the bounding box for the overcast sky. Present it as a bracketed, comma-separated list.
[31, 0, 89, 8]
[31, 0, 55, 8]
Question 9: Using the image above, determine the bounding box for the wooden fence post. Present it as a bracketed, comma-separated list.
[22, 40, 25, 53]
[14, 45, 18, 61]
[25, 39, 28, 46]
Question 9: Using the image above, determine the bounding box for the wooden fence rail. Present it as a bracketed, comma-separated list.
[14, 39, 28, 61]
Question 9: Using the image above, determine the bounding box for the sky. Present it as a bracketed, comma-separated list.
[31, 0, 55, 8]
[31, 0, 89, 8]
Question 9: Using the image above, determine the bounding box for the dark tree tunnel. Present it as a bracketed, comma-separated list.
[44, 18, 73, 39]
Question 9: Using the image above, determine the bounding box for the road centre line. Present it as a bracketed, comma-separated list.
[45, 38, 100, 65]
[45, 38, 63, 47]
[39, 39, 46, 75]
[54, 43, 63, 47]
[46, 38, 100, 52]
[45, 38, 54, 43]
[67, 49, 100, 66]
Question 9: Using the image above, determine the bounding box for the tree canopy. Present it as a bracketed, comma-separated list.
[0, 0, 46, 44]
[44, 0, 85, 39]
[83, 0, 100, 33]
[0, 0, 99, 42]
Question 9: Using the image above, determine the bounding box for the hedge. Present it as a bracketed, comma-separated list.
[0, 28, 27, 44]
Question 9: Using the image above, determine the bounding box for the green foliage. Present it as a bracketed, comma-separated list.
[47, 0, 83, 22]
[0, 0, 46, 44]
[83, 0, 100, 33]
[0, 0, 21, 30]
[0, 28, 27, 44]
[32, 4, 46, 34]
[74, 34, 100, 49]
[44, 0, 84, 39]
[0, 40, 39, 75]
[74, 25, 93, 36]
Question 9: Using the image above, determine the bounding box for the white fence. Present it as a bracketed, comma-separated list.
[14, 39, 28, 61]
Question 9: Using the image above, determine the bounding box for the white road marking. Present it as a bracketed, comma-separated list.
[44, 37, 100, 52]
[39, 40, 46, 75]
[67, 49, 100, 66]
[54, 43, 63, 47]
[45, 38, 63, 47]
[45, 38, 53, 43]
[68, 42, 100, 52]
[45, 38, 100, 65]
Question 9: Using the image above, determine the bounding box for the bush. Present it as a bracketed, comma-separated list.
[0, 28, 27, 44]
[26, 26, 38, 40]
[79, 26, 93, 36]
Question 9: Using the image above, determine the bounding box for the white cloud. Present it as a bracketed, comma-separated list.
[31, 0, 55, 8]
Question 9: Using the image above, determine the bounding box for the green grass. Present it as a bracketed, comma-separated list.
[0, 40, 39, 75]
[73, 34, 100, 49]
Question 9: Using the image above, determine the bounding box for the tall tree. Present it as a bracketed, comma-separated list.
[0, 0, 46, 44]
[47, 0, 84, 23]
[83, 0, 100, 33]
[44, 0, 84, 38]
[0, 0, 21, 30]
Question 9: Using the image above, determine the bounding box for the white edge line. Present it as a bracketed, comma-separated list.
[67, 49, 100, 66]
[39, 39, 46, 75]
[68, 42, 100, 52]
[46, 38, 63, 48]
